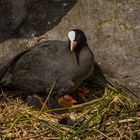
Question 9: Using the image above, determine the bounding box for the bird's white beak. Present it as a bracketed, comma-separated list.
[70, 41, 77, 51]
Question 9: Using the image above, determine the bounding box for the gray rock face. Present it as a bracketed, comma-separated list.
[0, 0, 139, 97]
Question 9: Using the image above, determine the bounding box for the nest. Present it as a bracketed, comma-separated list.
[0, 74, 140, 140]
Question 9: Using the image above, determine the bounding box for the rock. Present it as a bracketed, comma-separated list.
[43, 0, 140, 98]
[0, 0, 139, 97]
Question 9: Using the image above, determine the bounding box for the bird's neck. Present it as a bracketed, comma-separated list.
[74, 44, 87, 66]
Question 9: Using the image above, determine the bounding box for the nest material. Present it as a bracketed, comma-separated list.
[0, 84, 140, 140]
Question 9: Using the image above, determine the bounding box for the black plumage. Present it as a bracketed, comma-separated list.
[0, 29, 94, 96]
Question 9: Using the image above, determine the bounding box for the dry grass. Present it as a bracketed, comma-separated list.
[0, 80, 140, 140]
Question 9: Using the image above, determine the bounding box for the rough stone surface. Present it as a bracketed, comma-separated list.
[0, 0, 139, 97]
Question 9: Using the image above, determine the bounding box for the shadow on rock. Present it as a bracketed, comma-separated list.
[0, 0, 77, 42]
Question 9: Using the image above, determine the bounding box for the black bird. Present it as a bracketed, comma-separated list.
[0, 29, 94, 97]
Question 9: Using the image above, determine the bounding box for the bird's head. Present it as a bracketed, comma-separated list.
[58, 95, 77, 107]
[68, 29, 87, 52]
